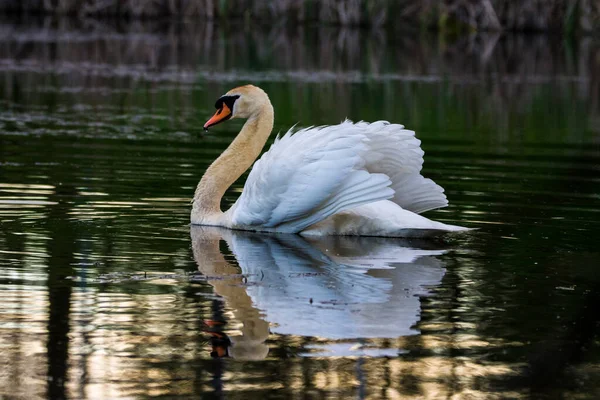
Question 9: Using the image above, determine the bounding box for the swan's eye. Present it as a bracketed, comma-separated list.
[215, 95, 240, 111]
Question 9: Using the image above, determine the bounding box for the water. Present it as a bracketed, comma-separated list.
[1, 17, 599, 399]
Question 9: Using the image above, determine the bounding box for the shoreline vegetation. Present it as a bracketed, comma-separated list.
[1, 18, 598, 141]
[0, 0, 598, 33]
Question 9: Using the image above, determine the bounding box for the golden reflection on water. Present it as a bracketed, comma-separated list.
[0, 220, 531, 399]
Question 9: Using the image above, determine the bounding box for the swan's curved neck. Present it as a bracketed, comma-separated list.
[192, 102, 274, 223]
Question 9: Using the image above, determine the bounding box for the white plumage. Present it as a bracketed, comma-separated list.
[226, 120, 465, 236]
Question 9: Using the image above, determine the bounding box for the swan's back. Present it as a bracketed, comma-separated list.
[228, 120, 452, 235]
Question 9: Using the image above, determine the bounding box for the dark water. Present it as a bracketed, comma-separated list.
[1, 17, 599, 399]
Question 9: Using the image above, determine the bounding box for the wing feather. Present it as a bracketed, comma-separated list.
[231, 124, 393, 232]
[230, 119, 448, 232]
[356, 120, 448, 213]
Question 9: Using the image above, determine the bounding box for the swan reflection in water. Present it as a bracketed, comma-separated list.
[191, 226, 448, 359]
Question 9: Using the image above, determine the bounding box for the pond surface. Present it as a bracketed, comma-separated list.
[0, 18, 599, 399]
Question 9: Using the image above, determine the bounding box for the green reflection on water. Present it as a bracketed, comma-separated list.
[0, 17, 599, 400]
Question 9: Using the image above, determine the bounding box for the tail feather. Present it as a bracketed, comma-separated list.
[391, 174, 448, 214]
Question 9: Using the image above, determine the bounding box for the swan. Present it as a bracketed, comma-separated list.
[191, 84, 468, 237]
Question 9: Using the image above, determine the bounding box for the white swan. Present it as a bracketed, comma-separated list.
[191, 84, 468, 237]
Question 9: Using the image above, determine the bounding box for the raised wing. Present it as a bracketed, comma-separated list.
[230, 120, 448, 232]
[355, 120, 448, 213]
[230, 124, 394, 232]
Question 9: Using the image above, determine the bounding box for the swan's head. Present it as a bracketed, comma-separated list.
[204, 85, 270, 130]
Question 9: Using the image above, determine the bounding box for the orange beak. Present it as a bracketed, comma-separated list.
[204, 103, 232, 130]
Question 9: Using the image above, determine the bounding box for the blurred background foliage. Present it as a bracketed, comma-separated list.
[0, 0, 599, 33]
[1, 17, 598, 144]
